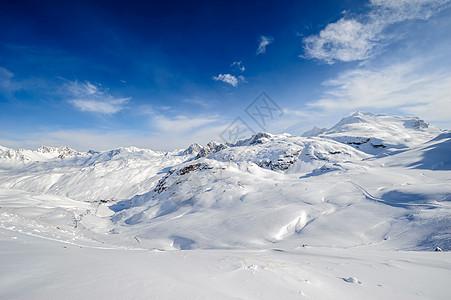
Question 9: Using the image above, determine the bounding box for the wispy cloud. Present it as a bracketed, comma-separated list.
[256, 35, 274, 55]
[132, 105, 227, 147]
[309, 60, 451, 123]
[282, 108, 312, 118]
[70, 98, 130, 114]
[231, 61, 245, 72]
[66, 81, 131, 114]
[0, 66, 51, 102]
[212, 74, 245, 87]
[183, 98, 212, 108]
[154, 114, 219, 134]
[0, 67, 20, 101]
[303, 0, 451, 64]
[0, 67, 14, 90]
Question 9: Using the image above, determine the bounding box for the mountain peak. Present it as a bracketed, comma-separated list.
[317, 112, 441, 155]
[183, 143, 203, 155]
[0, 145, 85, 162]
[302, 126, 328, 137]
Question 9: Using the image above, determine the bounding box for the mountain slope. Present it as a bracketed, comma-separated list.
[304, 112, 442, 155]
[0, 145, 87, 162]
[111, 119, 449, 251]
[0, 146, 190, 202]
[0, 112, 448, 251]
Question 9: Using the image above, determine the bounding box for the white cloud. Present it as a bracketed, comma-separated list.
[237, 75, 246, 83]
[213, 74, 245, 87]
[282, 108, 312, 118]
[0, 67, 19, 100]
[132, 106, 227, 147]
[256, 35, 274, 55]
[309, 60, 451, 124]
[303, 0, 451, 64]
[70, 98, 131, 114]
[370, 0, 451, 22]
[66, 81, 131, 114]
[303, 19, 379, 63]
[0, 67, 14, 88]
[231, 61, 245, 72]
[153, 114, 219, 134]
[183, 98, 212, 108]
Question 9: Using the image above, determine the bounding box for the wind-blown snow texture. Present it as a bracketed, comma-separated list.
[1, 112, 450, 299]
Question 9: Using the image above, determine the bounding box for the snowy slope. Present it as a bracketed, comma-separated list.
[380, 132, 451, 170]
[2, 228, 450, 300]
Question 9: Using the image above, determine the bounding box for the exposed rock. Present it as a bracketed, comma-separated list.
[184, 143, 203, 155]
[196, 141, 228, 158]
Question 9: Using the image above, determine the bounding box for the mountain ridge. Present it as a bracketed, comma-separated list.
[0, 112, 444, 164]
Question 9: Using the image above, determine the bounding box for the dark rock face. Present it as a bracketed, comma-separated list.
[257, 149, 302, 171]
[234, 132, 275, 146]
[346, 138, 370, 145]
[154, 163, 213, 194]
[196, 142, 228, 159]
[404, 118, 429, 130]
[183, 143, 203, 155]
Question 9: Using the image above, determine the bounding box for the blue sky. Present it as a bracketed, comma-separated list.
[1, 0, 450, 151]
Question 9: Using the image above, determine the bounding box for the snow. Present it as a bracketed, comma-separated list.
[0, 112, 450, 299]
[343, 277, 361, 284]
[313, 112, 443, 155]
[302, 126, 328, 137]
[0, 145, 87, 162]
[1, 228, 450, 299]
[0, 146, 190, 202]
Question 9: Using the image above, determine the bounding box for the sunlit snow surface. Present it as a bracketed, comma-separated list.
[1, 112, 450, 299]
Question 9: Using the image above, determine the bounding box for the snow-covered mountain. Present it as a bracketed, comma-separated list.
[0, 146, 193, 202]
[1, 111, 431, 202]
[1, 112, 450, 299]
[304, 112, 442, 155]
[0, 145, 87, 162]
[109, 115, 449, 251]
